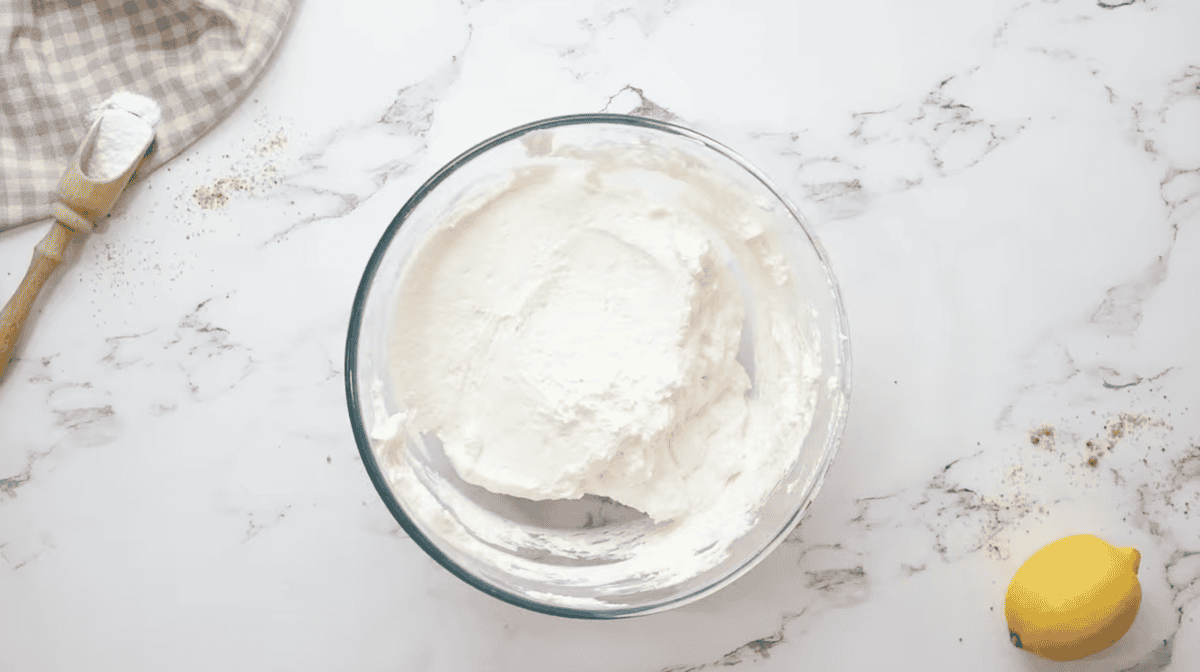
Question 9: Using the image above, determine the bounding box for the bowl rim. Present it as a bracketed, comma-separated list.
[344, 112, 852, 619]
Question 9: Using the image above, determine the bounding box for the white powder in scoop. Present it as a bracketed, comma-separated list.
[83, 93, 159, 181]
[95, 92, 162, 127]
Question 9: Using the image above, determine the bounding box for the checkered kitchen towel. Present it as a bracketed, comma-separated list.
[1, 0, 296, 231]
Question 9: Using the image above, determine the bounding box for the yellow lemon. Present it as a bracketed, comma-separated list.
[1005, 534, 1142, 661]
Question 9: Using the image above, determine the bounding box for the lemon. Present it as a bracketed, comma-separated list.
[1005, 534, 1142, 661]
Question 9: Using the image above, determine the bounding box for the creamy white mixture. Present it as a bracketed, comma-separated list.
[388, 164, 759, 523]
[374, 133, 822, 603]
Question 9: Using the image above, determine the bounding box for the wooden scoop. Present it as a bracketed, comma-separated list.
[0, 107, 157, 380]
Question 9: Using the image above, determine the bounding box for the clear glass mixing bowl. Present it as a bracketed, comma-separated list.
[345, 114, 851, 618]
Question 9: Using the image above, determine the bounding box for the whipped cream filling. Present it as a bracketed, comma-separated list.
[370, 130, 824, 605]
[388, 164, 757, 523]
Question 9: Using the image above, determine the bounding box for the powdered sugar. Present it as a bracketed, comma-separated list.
[93, 92, 161, 128]
[82, 93, 160, 181]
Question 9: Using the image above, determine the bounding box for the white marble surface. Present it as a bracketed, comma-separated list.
[3, 0, 1199, 669]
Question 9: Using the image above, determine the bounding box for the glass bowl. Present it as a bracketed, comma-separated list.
[345, 114, 851, 619]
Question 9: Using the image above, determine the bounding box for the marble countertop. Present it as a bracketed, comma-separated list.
[3, 0, 1198, 669]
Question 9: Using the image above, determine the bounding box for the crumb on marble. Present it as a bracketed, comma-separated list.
[192, 177, 248, 209]
[190, 165, 281, 211]
[1030, 425, 1054, 446]
[255, 131, 288, 155]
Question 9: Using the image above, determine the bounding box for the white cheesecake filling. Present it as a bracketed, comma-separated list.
[373, 133, 822, 603]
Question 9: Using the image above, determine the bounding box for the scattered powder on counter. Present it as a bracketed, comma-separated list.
[255, 131, 288, 155]
[186, 121, 291, 211]
[192, 176, 253, 209]
[191, 165, 280, 210]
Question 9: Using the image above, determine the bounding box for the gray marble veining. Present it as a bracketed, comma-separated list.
[1, 0, 1198, 669]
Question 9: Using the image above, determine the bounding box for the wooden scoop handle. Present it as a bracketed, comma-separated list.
[0, 109, 154, 380]
[0, 223, 74, 379]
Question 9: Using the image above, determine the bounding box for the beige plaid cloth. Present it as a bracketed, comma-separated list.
[1, 0, 296, 231]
